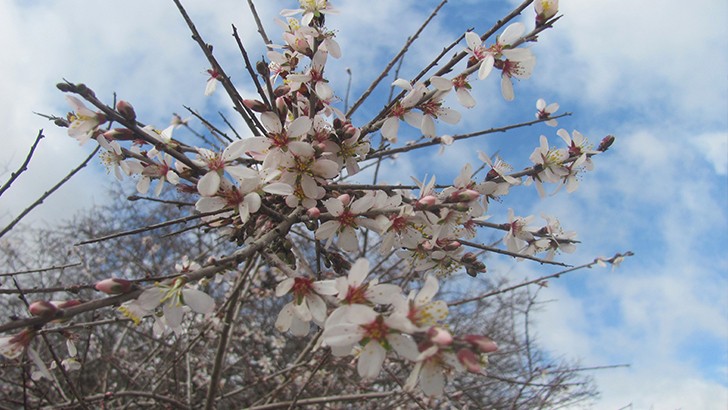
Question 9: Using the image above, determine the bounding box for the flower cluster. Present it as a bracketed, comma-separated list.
[9, 0, 623, 401]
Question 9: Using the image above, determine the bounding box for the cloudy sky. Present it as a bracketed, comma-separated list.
[1, 0, 726, 408]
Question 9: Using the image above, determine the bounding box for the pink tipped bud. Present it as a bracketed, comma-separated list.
[457, 348, 482, 373]
[463, 335, 498, 353]
[427, 327, 453, 346]
[243, 99, 268, 113]
[417, 195, 437, 208]
[275, 97, 289, 118]
[450, 189, 479, 203]
[52, 299, 82, 309]
[273, 85, 291, 98]
[29, 301, 58, 317]
[307, 207, 321, 219]
[103, 128, 135, 141]
[94, 278, 134, 295]
[116, 100, 136, 122]
[337, 194, 351, 206]
[598, 135, 615, 152]
[440, 240, 461, 251]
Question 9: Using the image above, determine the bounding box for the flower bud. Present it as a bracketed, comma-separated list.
[52, 299, 82, 309]
[535, 0, 559, 26]
[416, 195, 437, 208]
[103, 128, 135, 141]
[457, 348, 482, 373]
[273, 85, 291, 98]
[337, 194, 351, 206]
[116, 100, 136, 122]
[242, 99, 268, 113]
[307, 207, 321, 219]
[256, 60, 270, 76]
[275, 97, 289, 118]
[94, 278, 134, 295]
[463, 334, 498, 353]
[29, 301, 58, 317]
[598, 135, 616, 152]
[427, 327, 453, 346]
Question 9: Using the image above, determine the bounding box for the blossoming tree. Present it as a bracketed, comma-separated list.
[0, 0, 630, 408]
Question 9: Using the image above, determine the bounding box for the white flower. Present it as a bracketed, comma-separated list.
[389, 275, 448, 333]
[504, 208, 536, 253]
[315, 194, 382, 252]
[137, 280, 215, 333]
[536, 98, 560, 126]
[66, 95, 104, 144]
[275, 276, 337, 336]
[322, 305, 418, 379]
[334, 258, 402, 306]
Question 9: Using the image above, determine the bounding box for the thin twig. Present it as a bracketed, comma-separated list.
[0, 130, 44, 197]
[346, 0, 448, 118]
[0, 146, 100, 239]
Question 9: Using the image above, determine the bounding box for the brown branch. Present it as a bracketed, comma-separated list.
[458, 239, 570, 267]
[74, 208, 231, 246]
[0, 262, 82, 278]
[171, 0, 262, 136]
[0, 145, 100, 239]
[346, 0, 448, 118]
[366, 112, 571, 160]
[0, 130, 44, 197]
[449, 252, 633, 307]
[0, 208, 302, 334]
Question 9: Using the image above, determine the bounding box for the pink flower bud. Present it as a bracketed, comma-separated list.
[94, 278, 134, 295]
[427, 327, 453, 346]
[52, 299, 82, 309]
[275, 97, 289, 118]
[307, 207, 321, 219]
[417, 195, 437, 208]
[337, 194, 351, 206]
[274, 85, 291, 98]
[242, 99, 268, 113]
[29, 301, 58, 317]
[598, 135, 615, 152]
[116, 100, 136, 122]
[463, 334, 498, 353]
[103, 128, 135, 141]
[457, 348, 482, 373]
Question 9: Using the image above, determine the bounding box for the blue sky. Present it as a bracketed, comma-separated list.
[1, 0, 726, 408]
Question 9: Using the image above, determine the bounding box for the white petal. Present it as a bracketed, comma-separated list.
[429, 76, 452, 91]
[501, 75, 515, 101]
[465, 31, 482, 50]
[478, 54, 495, 80]
[337, 227, 359, 252]
[456, 88, 476, 108]
[276, 278, 295, 297]
[357, 342, 386, 378]
[288, 116, 313, 139]
[348, 258, 370, 286]
[182, 289, 215, 314]
[499, 22, 525, 45]
[162, 303, 184, 329]
[197, 171, 221, 196]
[261, 112, 282, 133]
[322, 324, 363, 346]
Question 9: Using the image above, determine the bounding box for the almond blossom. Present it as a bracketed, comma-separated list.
[275, 276, 337, 336]
[315, 193, 382, 252]
[536, 98, 560, 126]
[281, 0, 337, 27]
[193, 140, 251, 196]
[380, 79, 427, 142]
[66, 95, 105, 144]
[321, 304, 418, 378]
[136, 279, 215, 334]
